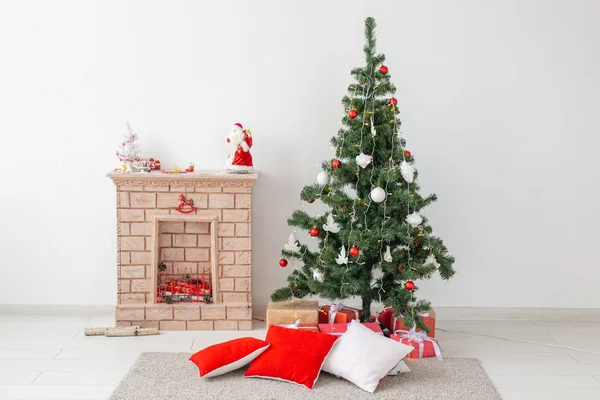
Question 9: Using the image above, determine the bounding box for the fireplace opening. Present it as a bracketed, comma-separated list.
[151, 216, 219, 305]
[156, 266, 213, 304]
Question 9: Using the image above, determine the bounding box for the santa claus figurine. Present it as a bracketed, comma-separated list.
[225, 123, 254, 173]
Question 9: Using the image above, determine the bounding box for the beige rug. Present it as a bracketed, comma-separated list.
[109, 352, 500, 400]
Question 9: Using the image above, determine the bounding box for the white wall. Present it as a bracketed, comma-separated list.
[1, 0, 599, 308]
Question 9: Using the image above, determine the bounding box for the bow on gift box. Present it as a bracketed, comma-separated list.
[327, 302, 360, 324]
[396, 327, 443, 361]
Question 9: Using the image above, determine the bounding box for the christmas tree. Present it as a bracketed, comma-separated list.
[271, 17, 456, 330]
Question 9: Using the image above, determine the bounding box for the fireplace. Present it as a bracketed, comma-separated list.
[107, 171, 258, 330]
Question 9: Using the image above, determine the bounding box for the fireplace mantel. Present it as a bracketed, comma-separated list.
[107, 170, 259, 185]
[107, 170, 258, 331]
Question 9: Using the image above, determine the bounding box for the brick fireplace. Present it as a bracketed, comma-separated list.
[107, 171, 258, 330]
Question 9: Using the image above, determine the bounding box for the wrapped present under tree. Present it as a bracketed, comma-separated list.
[319, 303, 362, 324]
[266, 300, 319, 328]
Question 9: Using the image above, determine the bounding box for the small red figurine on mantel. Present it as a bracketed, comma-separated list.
[225, 123, 254, 173]
[175, 194, 196, 214]
[149, 158, 161, 171]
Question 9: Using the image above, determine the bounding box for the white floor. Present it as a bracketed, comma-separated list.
[2, 307, 600, 399]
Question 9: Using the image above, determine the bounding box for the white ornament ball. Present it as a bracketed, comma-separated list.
[317, 171, 330, 186]
[370, 187, 387, 203]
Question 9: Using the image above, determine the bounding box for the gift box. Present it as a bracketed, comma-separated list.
[276, 321, 320, 332]
[390, 332, 442, 360]
[318, 322, 383, 336]
[319, 303, 363, 324]
[266, 300, 319, 328]
[377, 308, 436, 338]
[296, 325, 320, 332]
[393, 310, 436, 338]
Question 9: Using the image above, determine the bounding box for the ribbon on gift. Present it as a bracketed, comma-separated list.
[327, 302, 360, 324]
[327, 323, 350, 336]
[396, 327, 443, 361]
[279, 319, 301, 329]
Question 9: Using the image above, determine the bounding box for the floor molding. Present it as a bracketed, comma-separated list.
[2, 305, 600, 322]
[431, 307, 600, 321]
[252, 304, 600, 322]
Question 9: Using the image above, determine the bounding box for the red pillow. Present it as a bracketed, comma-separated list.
[189, 337, 270, 377]
[244, 325, 338, 389]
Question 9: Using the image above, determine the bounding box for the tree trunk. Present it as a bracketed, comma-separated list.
[361, 295, 372, 322]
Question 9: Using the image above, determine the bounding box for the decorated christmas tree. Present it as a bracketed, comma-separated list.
[271, 17, 455, 330]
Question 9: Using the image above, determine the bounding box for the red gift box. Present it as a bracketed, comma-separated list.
[390, 332, 442, 360]
[377, 308, 436, 338]
[319, 304, 362, 324]
[318, 322, 382, 336]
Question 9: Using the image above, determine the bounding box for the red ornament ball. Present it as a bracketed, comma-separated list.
[380, 65, 389, 74]
[389, 97, 398, 105]
[307, 199, 314, 203]
[404, 150, 411, 157]
[349, 246, 360, 257]
[404, 281, 415, 291]
[348, 109, 358, 119]
[279, 259, 288, 267]
[309, 227, 320, 237]
[331, 159, 342, 169]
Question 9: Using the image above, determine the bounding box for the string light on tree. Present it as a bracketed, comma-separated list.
[370, 116, 376, 136]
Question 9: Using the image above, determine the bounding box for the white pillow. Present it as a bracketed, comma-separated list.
[322, 320, 414, 393]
